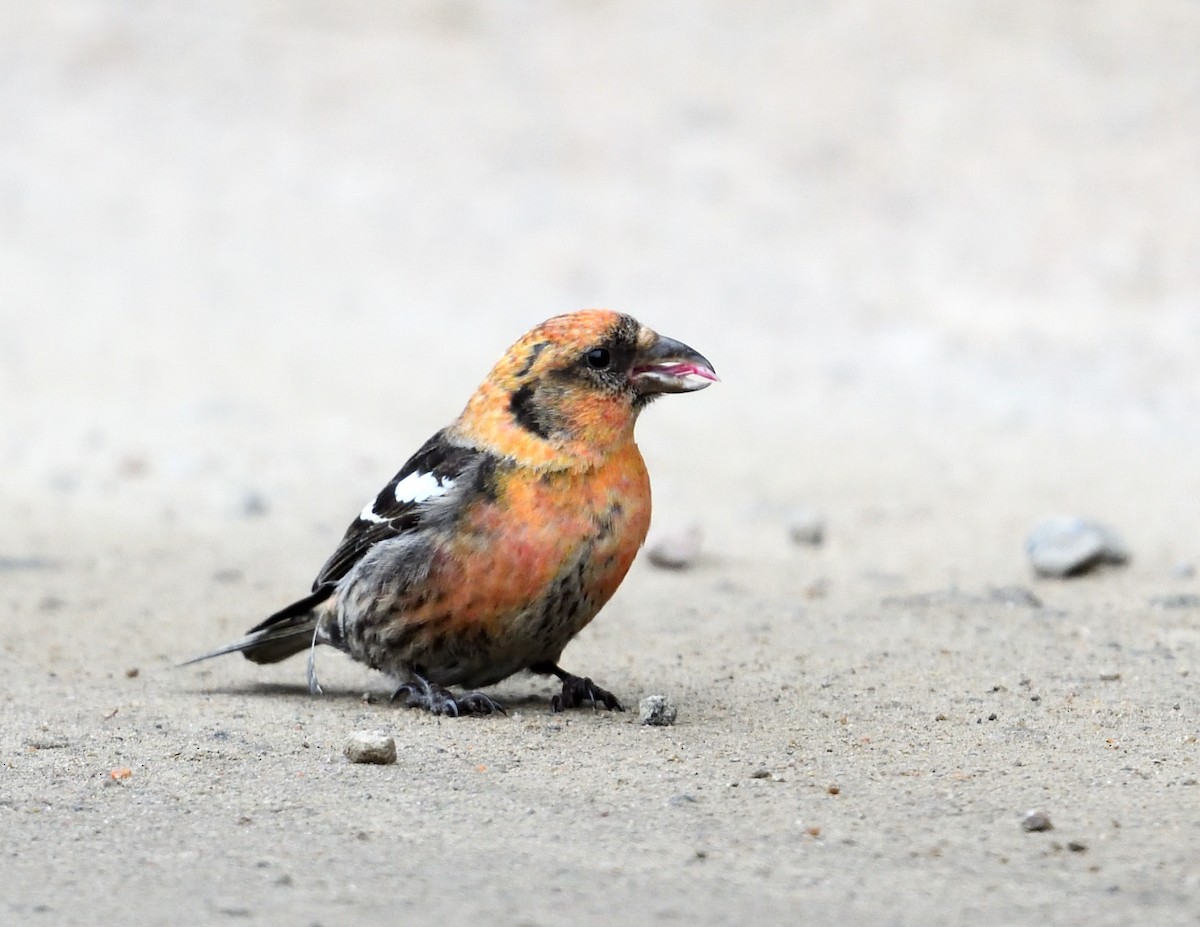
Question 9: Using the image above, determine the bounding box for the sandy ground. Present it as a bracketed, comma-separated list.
[3, 2, 1200, 924]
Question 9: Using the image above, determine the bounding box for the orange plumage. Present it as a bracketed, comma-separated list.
[185, 309, 716, 715]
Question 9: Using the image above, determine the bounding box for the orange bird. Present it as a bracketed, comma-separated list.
[185, 310, 717, 715]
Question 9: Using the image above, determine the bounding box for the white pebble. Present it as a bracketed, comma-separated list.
[343, 730, 397, 765]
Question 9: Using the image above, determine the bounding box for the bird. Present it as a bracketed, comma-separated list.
[184, 309, 717, 716]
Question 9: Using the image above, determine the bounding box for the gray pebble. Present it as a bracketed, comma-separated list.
[788, 508, 826, 547]
[0, 556, 60, 572]
[24, 736, 69, 750]
[646, 525, 702, 570]
[639, 695, 678, 726]
[343, 730, 397, 765]
[1026, 517, 1130, 578]
[240, 490, 270, 518]
[1150, 594, 1200, 609]
[987, 586, 1043, 608]
[1020, 809, 1053, 832]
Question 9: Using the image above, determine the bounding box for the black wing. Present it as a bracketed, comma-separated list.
[311, 429, 488, 590]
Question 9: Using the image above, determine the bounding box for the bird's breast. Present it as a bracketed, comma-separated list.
[343, 444, 652, 686]
[434, 443, 651, 633]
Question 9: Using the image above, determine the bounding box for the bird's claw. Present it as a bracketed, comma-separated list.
[390, 681, 504, 717]
[550, 675, 624, 712]
[455, 691, 507, 715]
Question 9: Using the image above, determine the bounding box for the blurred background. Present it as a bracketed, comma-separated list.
[5, 8, 1199, 922]
[2, 0, 1198, 577]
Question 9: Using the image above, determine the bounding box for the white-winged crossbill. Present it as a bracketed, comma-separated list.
[185, 309, 717, 716]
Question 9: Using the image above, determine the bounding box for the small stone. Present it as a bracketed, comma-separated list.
[124, 667, 140, 678]
[240, 491, 269, 518]
[646, 525, 703, 570]
[639, 695, 677, 726]
[24, 736, 69, 750]
[1067, 841, 1088, 853]
[804, 578, 830, 599]
[0, 556, 60, 571]
[1026, 517, 1130, 578]
[1099, 672, 1121, 682]
[343, 731, 397, 765]
[788, 509, 827, 547]
[987, 586, 1042, 608]
[750, 768, 771, 779]
[1150, 594, 1200, 609]
[1020, 809, 1053, 832]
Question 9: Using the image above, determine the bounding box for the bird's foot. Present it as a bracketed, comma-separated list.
[550, 674, 624, 713]
[454, 690, 507, 716]
[390, 679, 504, 717]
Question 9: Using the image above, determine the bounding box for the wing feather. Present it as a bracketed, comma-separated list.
[311, 429, 488, 590]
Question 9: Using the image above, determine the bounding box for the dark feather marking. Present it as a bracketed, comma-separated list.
[384, 622, 423, 657]
[515, 341, 549, 377]
[473, 455, 498, 501]
[509, 382, 551, 439]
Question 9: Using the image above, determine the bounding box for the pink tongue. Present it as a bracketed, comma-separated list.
[660, 362, 719, 381]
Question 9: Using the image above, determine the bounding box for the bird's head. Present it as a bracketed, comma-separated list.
[454, 309, 717, 468]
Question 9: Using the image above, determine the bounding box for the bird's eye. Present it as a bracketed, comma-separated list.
[585, 347, 611, 369]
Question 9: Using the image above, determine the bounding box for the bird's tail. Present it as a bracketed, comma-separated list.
[180, 588, 333, 667]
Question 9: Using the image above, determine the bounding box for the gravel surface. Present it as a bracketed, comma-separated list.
[3, 3, 1199, 926]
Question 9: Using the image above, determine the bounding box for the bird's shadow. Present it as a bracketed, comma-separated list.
[185, 680, 555, 711]
[186, 681, 323, 699]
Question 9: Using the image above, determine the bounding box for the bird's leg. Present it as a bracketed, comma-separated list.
[530, 662, 624, 712]
[389, 675, 504, 717]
